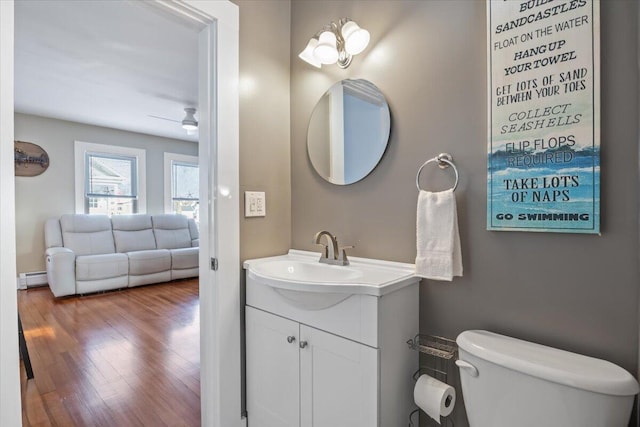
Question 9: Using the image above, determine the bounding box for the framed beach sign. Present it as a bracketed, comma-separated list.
[487, 0, 600, 234]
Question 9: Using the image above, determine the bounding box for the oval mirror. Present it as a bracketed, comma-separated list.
[307, 79, 391, 185]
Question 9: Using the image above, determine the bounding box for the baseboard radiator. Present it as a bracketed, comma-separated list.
[17, 271, 48, 290]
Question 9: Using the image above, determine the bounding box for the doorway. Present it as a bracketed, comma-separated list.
[0, 1, 241, 426]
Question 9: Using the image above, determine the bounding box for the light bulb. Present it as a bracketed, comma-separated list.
[313, 31, 339, 64]
[341, 21, 370, 55]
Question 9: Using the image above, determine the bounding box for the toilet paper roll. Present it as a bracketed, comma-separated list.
[413, 374, 456, 424]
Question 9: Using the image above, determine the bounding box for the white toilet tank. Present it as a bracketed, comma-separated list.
[456, 330, 639, 427]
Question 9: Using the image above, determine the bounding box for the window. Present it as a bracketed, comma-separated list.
[86, 152, 138, 214]
[75, 141, 146, 215]
[164, 153, 199, 223]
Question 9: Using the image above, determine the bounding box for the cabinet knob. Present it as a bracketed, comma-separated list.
[287, 336, 296, 344]
[299, 341, 308, 349]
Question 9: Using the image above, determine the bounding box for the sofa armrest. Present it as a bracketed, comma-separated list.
[192, 238, 199, 248]
[45, 247, 76, 297]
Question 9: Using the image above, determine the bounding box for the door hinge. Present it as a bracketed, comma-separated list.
[211, 257, 219, 271]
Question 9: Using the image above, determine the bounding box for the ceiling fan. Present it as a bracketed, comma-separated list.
[149, 107, 198, 135]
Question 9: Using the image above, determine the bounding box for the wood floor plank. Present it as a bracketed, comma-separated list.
[18, 279, 201, 426]
[21, 377, 52, 427]
[41, 391, 76, 427]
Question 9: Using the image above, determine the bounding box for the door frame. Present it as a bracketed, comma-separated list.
[0, 2, 20, 424]
[0, 1, 241, 426]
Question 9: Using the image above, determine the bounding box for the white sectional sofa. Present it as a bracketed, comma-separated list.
[44, 213, 199, 297]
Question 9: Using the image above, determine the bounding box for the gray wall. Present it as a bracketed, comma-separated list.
[290, 1, 638, 425]
[234, 0, 291, 416]
[235, 0, 291, 264]
[14, 113, 197, 273]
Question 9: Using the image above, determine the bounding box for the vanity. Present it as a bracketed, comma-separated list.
[244, 250, 419, 427]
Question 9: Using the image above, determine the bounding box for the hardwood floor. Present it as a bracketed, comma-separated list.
[18, 279, 200, 427]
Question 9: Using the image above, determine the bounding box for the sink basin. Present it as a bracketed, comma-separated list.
[244, 250, 417, 298]
[250, 259, 364, 283]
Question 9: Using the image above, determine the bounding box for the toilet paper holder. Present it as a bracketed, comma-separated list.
[407, 334, 458, 426]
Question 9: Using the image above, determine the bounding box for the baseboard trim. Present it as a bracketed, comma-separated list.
[17, 271, 48, 290]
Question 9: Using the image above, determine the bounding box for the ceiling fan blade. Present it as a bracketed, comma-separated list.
[148, 114, 180, 123]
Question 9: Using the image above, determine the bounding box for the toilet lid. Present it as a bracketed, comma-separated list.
[457, 330, 639, 396]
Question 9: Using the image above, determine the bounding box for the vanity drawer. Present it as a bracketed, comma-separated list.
[246, 274, 380, 348]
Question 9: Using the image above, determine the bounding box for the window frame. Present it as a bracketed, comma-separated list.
[164, 152, 199, 215]
[74, 141, 147, 214]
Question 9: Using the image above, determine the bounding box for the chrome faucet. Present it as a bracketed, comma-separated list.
[313, 231, 353, 266]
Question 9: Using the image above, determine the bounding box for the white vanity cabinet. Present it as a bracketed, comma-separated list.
[246, 307, 300, 427]
[244, 250, 420, 427]
[246, 306, 378, 427]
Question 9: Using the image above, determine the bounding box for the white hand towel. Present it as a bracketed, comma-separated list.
[415, 189, 462, 281]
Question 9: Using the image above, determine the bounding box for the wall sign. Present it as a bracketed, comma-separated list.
[487, 0, 600, 234]
[15, 141, 50, 177]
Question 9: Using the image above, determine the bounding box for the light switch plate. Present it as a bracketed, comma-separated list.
[245, 191, 266, 217]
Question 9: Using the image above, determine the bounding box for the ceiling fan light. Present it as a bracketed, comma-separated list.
[341, 21, 370, 55]
[182, 107, 198, 131]
[313, 31, 339, 64]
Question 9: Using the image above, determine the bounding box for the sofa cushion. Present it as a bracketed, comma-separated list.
[129, 271, 171, 288]
[171, 268, 198, 281]
[128, 249, 171, 275]
[171, 247, 199, 270]
[60, 214, 115, 256]
[76, 276, 128, 294]
[152, 214, 192, 249]
[76, 253, 128, 281]
[112, 215, 157, 253]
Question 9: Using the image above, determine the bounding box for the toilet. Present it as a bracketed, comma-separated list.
[455, 330, 639, 427]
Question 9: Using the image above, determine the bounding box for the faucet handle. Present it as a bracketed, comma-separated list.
[338, 245, 354, 264]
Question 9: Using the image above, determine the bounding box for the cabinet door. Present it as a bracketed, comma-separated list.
[299, 325, 379, 427]
[246, 307, 300, 427]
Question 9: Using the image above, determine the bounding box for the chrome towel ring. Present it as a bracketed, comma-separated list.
[416, 153, 459, 192]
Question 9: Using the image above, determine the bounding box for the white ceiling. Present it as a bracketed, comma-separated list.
[14, 0, 202, 143]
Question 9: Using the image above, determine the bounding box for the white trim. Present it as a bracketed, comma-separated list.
[1, 2, 240, 426]
[17, 272, 48, 289]
[0, 2, 21, 425]
[73, 141, 147, 214]
[185, 1, 241, 426]
[162, 1, 241, 426]
[163, 152, 199, 214]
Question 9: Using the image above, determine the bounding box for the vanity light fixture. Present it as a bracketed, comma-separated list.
[298, 37, 322, 68]
[298, 18, 370, 69]
[181, 108, 198, 131]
